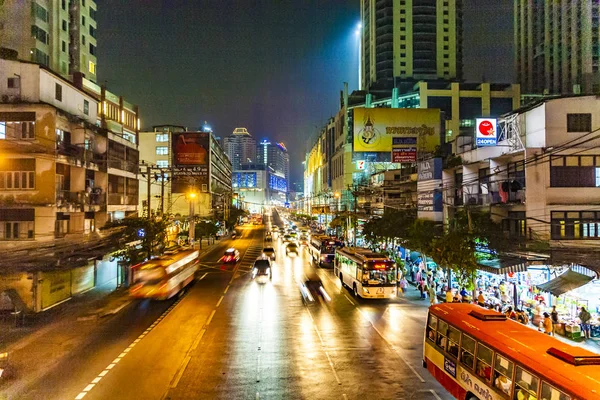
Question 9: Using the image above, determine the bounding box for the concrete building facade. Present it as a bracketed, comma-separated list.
[223, 127, 256, 170]
[0, 0, 97, 82]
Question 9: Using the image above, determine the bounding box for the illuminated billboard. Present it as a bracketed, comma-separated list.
[475, 118, 497, 147]
[353, 108, 441, 154]
[171, 131, 209, 193]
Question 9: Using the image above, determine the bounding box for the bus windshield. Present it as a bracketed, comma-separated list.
[363, 261, 396, 285]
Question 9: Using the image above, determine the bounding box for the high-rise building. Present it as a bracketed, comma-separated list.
[515, 1, 599, 95]
[257, 139, 290, 184]
[223, 127, 256, 170]
[0, 0, 98, 82]
[360, 0, 463, 91]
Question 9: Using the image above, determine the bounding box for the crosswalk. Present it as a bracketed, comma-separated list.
[237, 244, 264, 273]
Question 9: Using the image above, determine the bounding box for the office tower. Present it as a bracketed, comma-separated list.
[223, 127, 257, 170]
[360, 0, 463, 90]
[257, 140, 290, 184]
[515, 1, 599, 94]
[0, 0, 97, 82]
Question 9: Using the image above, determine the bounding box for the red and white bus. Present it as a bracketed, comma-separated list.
[130, 249, 199, 300]
[424, 303, 600, 400]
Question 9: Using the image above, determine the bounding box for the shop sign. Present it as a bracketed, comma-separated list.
[418, 158, 442, 181]
[417, 190, 442, 213]
[392, 148, 417, 163]
[475, 118, 497, 147]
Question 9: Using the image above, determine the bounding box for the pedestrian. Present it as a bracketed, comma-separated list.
[516, 309, 529, 325]
[428, 285, 437, 306]
[399, 276, 408, 296]
[460, 287, 468, 300]
[579, 306, 592, 339]
[445, 288, 453, 303]
[420, 279, 428, 299]
[477, 291, 486, 307]
[542, 312, 553, 335]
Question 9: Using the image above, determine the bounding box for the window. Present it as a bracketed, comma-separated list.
[62, 40, 66, 52]
[89, 25, 96, 38]
[82, 15, 86, 26]
[82, 35, 86, 45]
[156, 160, 169, 168]
[88, 61, 96, 75]
[492, 354, 513, 397]
[550, 155, 600, 187]
[7, 77, 19, 89]
[83, 100, 89, 115]
[540, 382, 570, 400]
[31, 48, 49, 66]
[32, 3, 49, 22]
[55, 83, 62, 102]
[400, 35, 406, 41]
[82, 0, 86, 6]
[444, 62, 449, 67]
[426, 314, 437, 343]
[0, 171, 35, 190]
[0, 221, 34, 240]
[436, 320, 448, 350]
[89, 44, 96, 56]
[89, 7, 96, 21]
[567, 113, 591, 132]
[446, 326, 460, 358]
[155, 133, 169, 142]
[156, 146, 168, 155]
[460, 334, 476, 370]
[62, 20, 67, 31]
[475, 343, 493, 382]
[62, 0, 66, 10]
[551, 211, 600, 240]
[31, 25, 49, 44]
[513, 367, 539, 400]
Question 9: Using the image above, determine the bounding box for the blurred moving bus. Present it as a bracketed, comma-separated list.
[424, 303, 600, 400]
[309, 235, 343, 267]
[130, 249, 199, 300]
[334, 247, 397, 299]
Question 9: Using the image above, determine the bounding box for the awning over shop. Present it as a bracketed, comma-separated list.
[536, 269, 595, 297]
[477, 256, 528, 275]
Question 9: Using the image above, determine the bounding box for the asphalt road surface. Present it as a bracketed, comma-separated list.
[3, 211, 452, 400]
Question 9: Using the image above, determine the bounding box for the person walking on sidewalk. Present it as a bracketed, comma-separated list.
[445, 288, 453, 303]
[428, 285, 437, 306]
[399, 276, 408, 296]
[542, 312, 553, 335]
[579, 306, 592, 339]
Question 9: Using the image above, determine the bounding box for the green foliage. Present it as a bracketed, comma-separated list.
[102, 217, 170, 267]
[195, 220, 219, 239]
[227, 206, 248, 228]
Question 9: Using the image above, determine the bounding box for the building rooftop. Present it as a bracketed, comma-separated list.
[232, 127, 250, 136]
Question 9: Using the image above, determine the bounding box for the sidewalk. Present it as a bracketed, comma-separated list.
[399, 283, 600, 355]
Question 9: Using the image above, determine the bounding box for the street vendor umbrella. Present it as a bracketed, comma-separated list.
[536, 269, 594, 297]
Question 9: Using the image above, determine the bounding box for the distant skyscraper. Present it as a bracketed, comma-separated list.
[223, 127, 257, 170]
[257, 139, 290, 184]
[360, 0, 463, 90]
[0, 0, 97, 82]
[515, 1, 599, 94]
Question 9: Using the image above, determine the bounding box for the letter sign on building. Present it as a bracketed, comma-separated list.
[475, 118, 498, 147]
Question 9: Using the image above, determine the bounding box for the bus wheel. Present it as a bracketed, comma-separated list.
[353, 284, 359, 298]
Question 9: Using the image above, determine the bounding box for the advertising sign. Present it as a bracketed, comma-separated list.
[353, 108, 440, 153]
[392, 148, 417, 163]
[475, 118, 498, 147]
[418, 158, 442, 181]
[417, 190, 443, 213]
[171, 132, 210, 193]
[356, 160, 366, 170]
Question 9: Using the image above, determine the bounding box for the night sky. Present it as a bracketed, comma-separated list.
[97, 0, 513, 184]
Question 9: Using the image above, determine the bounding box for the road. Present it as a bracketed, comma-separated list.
[2, 211, 451, 400]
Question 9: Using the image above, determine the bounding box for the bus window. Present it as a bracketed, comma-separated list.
[447, 325, 460, 359]
[514, 366, 539, 400]
[426, 314, 437, 343]
[436, 320, 448, 350]
[540, 382, 570, 400]
[493, 354, 514, 397]
[460, 334, 476, 370]
[475, 343, 493, 382]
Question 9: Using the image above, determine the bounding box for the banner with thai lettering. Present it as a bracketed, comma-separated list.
[171, 131, 210, 193]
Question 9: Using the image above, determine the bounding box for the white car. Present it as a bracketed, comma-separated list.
[262, 247, 276, 261]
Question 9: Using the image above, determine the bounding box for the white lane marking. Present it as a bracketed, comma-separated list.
[191, 329, 206, 351]
[216, 296, 224, 308]
[342, 395, 348, 400]
[343, 294, 356, 306]
[325, 351, 342, 385]
[356, 308, 425, 383]
[206, 310, 216, 326]
[169, 355, 191, 388]
[73, 296, 186, 399]
[199, 272, 208, 280]
[430, 390, 442, 400]
[224, 285, 230, 294]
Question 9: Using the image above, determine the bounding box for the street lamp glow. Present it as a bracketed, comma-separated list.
[188, 192, 197, 199]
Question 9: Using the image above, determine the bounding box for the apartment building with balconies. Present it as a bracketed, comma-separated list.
[443, 95, 600, 265]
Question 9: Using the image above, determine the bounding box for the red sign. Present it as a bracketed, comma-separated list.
[392, 148, 417, 163]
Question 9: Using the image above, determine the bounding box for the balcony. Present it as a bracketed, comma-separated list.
[108, 158, 138, 174]
[108, 193, 138, 206]
[56, 191, 84, 211]
[464, 193, 493, 206]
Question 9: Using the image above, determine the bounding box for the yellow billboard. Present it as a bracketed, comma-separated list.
[353, 108, 441, 153]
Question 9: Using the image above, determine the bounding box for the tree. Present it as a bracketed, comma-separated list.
[195, 220, 219, 248]
[102, 217, 170, 267]
[227, 206, 248, 228]
[430, 230, 479, 290]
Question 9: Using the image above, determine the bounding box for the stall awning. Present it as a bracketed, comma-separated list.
[551, 248, 600, 276]
[536, 269, 594, 297]
[477, 256, 528, 275]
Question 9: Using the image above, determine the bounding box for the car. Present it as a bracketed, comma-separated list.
[299, 273, 331, 304]
[262, 247, 276, 261]
[286, 243, 299, 256]
[282, 234, 292, 243]
[299, 235, 309, 246]
[251, 257, 272, 281]
[272, 226, 280, 232]
[264, 236, 273, 243]
[222, 248, 240, 263]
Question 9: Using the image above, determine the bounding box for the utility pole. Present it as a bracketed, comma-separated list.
[160, 169, 165, 216]
[146, 164, 152, 218]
